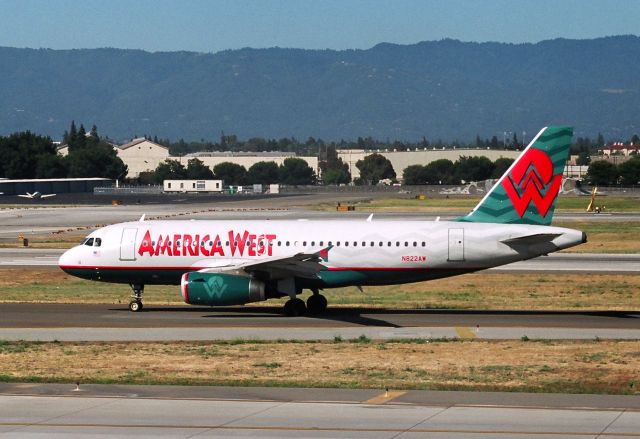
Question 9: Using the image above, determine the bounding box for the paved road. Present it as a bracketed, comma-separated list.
[0, 384, 638, 438]
[2, 303, 639, 329]
[0, 304, 638, 341]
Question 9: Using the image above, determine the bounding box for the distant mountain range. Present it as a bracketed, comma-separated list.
[1, 36, 639, 142]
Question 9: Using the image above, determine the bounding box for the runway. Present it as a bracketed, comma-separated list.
[0, 384, 638, 438]
[0, 304, 638, 341]
[1, 248, 639, 273]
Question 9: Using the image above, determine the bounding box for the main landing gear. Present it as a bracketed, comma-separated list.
[283, 289, 328, 316]
[129, 284, 144, 312]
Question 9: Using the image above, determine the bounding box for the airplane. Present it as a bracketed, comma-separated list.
[59, 126, 586, 315]
[17, 191, 56, 199]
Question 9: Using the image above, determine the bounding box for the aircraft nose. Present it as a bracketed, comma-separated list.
[58, 247, 80, 270]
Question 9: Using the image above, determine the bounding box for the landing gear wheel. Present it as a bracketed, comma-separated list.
[129, 300, 143, 312]
[128, 283, 144, 312]
[283, 298, 307, 317]
[306, 294, 328, 315]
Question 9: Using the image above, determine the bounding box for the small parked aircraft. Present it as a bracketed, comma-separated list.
[59, 126, 585, 315]
[17, 191, 56, 199]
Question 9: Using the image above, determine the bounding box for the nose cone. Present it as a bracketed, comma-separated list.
[58, 247, 80, 273]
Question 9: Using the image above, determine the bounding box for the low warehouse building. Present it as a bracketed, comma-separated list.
[163, 179, 223, 193]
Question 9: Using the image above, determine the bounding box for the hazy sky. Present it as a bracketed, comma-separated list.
[1, 0, 638, 52]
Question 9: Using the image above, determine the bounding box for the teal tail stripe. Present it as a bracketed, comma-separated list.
[457, 126, 573, 226]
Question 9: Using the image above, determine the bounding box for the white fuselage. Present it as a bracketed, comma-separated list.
[58, 219, 585, 288]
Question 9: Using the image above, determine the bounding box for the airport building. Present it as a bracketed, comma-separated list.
[58, 138, 319, 179]
[0, 178, 111, 196]
[182, 151, 319, 180]
[163, 179, 223, 193]
[58, 138, 588, 182]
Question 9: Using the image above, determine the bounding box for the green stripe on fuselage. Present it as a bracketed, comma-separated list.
[62, 267, 480, 290]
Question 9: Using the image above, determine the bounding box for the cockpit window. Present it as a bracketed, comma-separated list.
[83, 238, 94, 246]
[94, 238, 102, 247]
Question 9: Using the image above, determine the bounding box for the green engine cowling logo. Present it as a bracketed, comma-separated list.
[181, 272, 265, 306]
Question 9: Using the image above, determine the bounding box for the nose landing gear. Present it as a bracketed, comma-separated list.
[129, 284, 144, 312]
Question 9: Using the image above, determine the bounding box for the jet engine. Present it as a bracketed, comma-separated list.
[180, 272, 265, 306]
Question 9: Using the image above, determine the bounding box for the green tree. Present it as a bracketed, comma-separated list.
[423, 159, 454, 184]
[618, 157, 640, 185]
[279, 158, 315, 185]
[137, 171, 157, 185]
[355, 153, 395, 185]
[0, 131, 62, 179]
[213, 162, 247, 185]
[35, 154, 67, 178]
[323, 168, 351, 185]
[402, 165, 427, 185]
[319, 145, 350, 185]
[454, 156, 494, 183]
[576, 151, 591, 166]
[586, 160, 619, 185]
[247, 161, 279, 184]
[66, 144, 128, 179]
[185, 158, 214, 179]
[64, 121, 127, 179]
[151, 159, 187, 183]
[491, 158, 514, 178]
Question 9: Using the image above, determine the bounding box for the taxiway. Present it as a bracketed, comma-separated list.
[0, 303, 638, 341]
[0, 384, 638, 438]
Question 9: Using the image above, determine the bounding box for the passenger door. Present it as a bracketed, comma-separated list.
[448, 228, 465, 262]
[120, 228, 138, 261]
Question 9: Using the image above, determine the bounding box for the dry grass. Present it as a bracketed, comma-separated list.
[555, 221, 640, 253]
[323, 273, 640, 310]
[1, 268, 638, 310]
[0, 340, 637, 394]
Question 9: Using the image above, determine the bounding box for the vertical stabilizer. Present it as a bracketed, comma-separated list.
[457, 126, 573, 225]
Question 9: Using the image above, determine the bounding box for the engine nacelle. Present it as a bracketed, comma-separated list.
[180, 272, 265, 306]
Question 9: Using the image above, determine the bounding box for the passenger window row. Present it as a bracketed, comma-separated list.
[142, 239, 428, 248]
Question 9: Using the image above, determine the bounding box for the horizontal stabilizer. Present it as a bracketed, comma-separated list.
[500, 233, 562, 246]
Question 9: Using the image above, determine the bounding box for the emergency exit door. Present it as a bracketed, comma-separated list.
[120, 228, 138, 261]
[448, 228, 465, 261]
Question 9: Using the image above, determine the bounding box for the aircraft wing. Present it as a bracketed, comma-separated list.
[194, 248, 329, 280]
[40, 194, 56, 198]
[17, 194, 32, 199]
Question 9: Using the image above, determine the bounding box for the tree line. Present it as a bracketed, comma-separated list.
[0, 122, 126, 180]
[147, 131, 640, 160]
[1, 123, 638, 186]
[138, 157, 316, 186]
[585, 157, 640, 186]
[402, 157, 515, 185]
